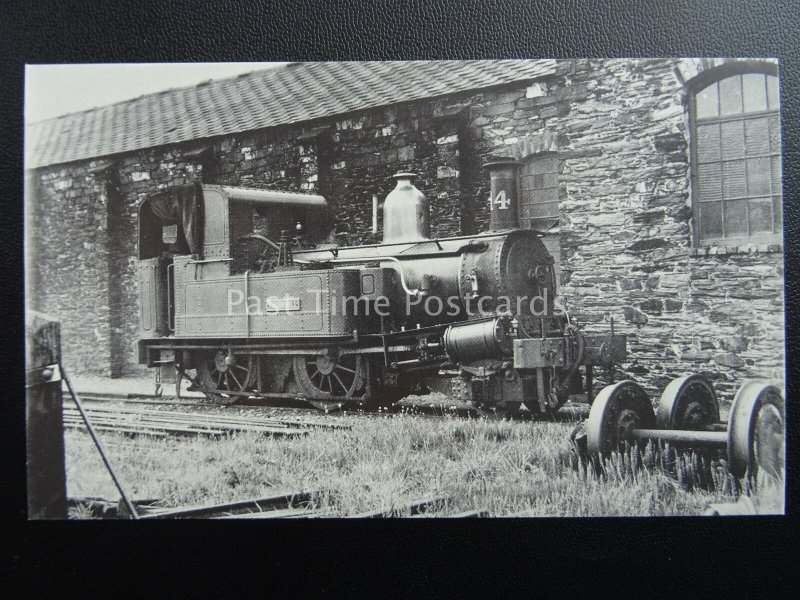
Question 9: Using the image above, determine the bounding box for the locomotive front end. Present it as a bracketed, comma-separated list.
[436, 159, 627, 417]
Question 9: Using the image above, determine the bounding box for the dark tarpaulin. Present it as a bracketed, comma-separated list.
[148, 181, 204, 255]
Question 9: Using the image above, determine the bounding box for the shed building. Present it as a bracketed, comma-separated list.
[25, 59, 784, 398]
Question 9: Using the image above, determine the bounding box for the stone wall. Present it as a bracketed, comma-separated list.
[33, 162, 115, 373]
[29, 59, 785, 401]
[555, 59, 784, 401]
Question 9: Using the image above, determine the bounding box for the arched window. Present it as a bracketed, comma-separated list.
[691, 68, 782, 245]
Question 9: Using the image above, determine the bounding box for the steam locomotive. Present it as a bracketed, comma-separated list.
[135, 160, 626, 415]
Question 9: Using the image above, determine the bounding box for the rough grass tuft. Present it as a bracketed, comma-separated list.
[64, 412, 780, 517]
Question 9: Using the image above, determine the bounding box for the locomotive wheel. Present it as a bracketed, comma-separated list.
[195, 350, 255, 405]
[586, 380, 655, 456]
[293, 351, 366, 412]
[727, 380, 785, 480]
[656, 374, 720, 430]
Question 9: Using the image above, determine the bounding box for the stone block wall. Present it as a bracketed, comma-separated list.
[554, 59, 784, 401]
[32, 162, 114, 374]
[29, 59, 785, 399]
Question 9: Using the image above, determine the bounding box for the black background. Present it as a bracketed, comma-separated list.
[2, 0, 797, 593]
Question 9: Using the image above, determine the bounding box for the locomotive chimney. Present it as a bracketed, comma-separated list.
[382, 172, 430, 243]
[484, 158, 521, 231]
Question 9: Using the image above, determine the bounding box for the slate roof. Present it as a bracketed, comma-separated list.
[25, 60, 556, 169]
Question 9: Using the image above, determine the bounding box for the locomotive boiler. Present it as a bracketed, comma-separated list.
[135, 161, 626, 415]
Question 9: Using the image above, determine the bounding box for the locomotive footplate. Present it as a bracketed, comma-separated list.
[512, 334, 627, 370]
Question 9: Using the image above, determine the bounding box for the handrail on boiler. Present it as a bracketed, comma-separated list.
[321, 256, 422, 298]
[244, 269, 250, 338]
[166, 262, 175, 332]
[186, 247, 424, 297]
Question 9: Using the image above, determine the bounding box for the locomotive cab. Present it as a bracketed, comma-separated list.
[136, 182, 332, 342]
[137, 183, 202, 337]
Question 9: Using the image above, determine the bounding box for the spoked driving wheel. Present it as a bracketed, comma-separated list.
[195, 350, 256, 405]
[292, 351, 366, 412]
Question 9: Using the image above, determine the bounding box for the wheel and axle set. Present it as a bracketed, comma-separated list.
[585, 375, 785, 479]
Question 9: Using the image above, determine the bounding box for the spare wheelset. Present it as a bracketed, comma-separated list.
[586, 376, 784, 479]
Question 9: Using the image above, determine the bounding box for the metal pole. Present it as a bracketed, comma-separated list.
[61, 369, 139, 519]
[630, 428, 727, 446]
[372, 194, 379, 234]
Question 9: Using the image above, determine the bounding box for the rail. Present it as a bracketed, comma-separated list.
[63, 402, 350, 438]
[139, 490, 322, 519]
[346, 495, 450, 518]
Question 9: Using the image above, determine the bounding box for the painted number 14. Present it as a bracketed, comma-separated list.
[491, 190, 511, 210]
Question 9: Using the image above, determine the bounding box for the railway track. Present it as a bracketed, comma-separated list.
[64, 397, 352, 438]
[68, 389, 591, 423]
[69, 491, 483, 519]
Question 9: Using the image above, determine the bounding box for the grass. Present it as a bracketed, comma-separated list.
[64, 410, 782, 518]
